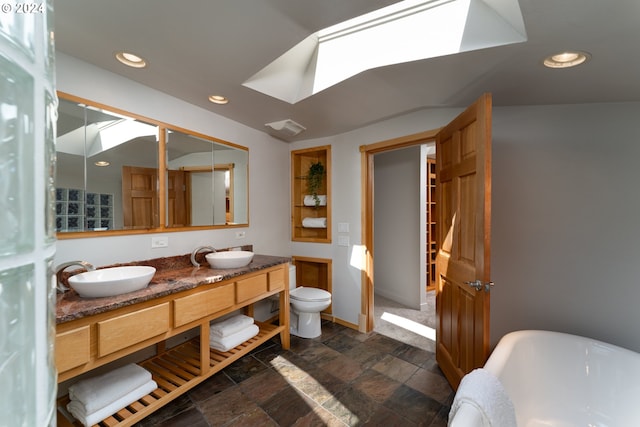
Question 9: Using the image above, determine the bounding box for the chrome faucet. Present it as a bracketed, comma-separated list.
[55, 261, 95, 292]
[190, 246, 216, 267]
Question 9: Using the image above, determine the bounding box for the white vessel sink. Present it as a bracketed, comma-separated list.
[68, 266, 156, 298]
[206, 251, 254, 269]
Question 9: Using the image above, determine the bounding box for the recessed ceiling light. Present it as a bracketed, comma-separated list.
[208, 95, 229, 105]
[543, 51, 590, 69]
[115, 51, 147, 68]
[94, 160, 110, 167]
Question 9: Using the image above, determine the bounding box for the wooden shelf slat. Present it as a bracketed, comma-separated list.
[57, 322, 282, 427]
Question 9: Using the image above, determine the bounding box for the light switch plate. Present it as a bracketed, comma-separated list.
[338, 236, 349, 247]
[338, 222, 349, 233]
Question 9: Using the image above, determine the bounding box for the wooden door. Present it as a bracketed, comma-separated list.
[167, 170, 188, 227]
[435, 94, 492, 389]
[122, 166, 158, 229]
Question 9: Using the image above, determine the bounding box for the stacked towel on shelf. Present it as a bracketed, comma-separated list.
[209, 314, 259, 352]
[303, 195, 327, 206]
[449, 368, 517, 427]
[302, 217, 327, 228]
[210, 314, 254, 338]
[66, 363, 157, 427]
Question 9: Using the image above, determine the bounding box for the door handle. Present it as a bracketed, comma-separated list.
[465, 280, 494, 292]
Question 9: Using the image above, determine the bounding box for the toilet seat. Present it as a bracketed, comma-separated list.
[290, 286, 331, 302]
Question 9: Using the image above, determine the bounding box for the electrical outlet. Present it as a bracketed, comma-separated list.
[151, 236, 169, 248]
[235, 231, 246, 239]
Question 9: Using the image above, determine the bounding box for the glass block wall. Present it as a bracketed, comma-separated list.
[0, 2, 57, 425]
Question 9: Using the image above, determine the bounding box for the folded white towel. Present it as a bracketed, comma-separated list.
[210, 314, 254, 338]
[67, 379, 157, 427]
[302, 217, 327, 228]
[448, 368, 517, 427]
[303, 195, 327, 206]
[210, 323, 260, 352]
[68, 363, 152, 415]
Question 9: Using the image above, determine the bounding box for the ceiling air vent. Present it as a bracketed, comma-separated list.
[265, 119, 306, 140]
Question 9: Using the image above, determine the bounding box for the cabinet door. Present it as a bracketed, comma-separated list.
[56, 326, 90, 373]
[173, 283, 235, 327]
[97, 303, 170, 357]
[236, 274, 268, 303]
[268, 267, 285, 292]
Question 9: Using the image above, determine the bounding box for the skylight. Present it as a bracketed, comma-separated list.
[56, 118, 157, 158]
[243, 0, 526, 104]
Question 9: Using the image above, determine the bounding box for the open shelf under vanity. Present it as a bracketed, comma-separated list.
[56, 322, 281, 427]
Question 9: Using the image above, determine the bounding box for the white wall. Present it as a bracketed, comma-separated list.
[373, 146, 424, 308]
[55, 53, 290, 267]
[491, 102, 640, 352]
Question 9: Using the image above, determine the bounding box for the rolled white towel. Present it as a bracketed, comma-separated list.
[449, 368, 517, 427]
[210, 314, 254, 338]
[68, 363, 152, 415]
[67, 379, 157, 427]
[210, 324, 260, 352]
[303, 195, 327, 206]
[302, 217, 327, 228]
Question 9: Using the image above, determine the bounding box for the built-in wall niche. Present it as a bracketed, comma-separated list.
[292, 256, 332, 315]
[291, 145, 331, 242]
[56, 92, 249, 238]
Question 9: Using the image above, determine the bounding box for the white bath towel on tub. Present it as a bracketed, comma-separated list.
[449, 368, 517, 427]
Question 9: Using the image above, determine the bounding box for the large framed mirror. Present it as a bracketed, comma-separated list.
[165, 128, 248, 227]
[56, 92, 249, 238]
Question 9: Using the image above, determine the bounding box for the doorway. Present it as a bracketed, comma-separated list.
[361, 94, 493, 389]
[371, 143, 436, 351]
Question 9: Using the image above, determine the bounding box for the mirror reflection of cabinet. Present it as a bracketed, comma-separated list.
[55, 92, 249, 237]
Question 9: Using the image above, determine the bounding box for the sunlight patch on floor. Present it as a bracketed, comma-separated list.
[381, 311, 436, 341]
[270, 355, 359, 424]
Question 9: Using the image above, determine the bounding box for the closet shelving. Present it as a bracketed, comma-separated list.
[426, 158, 436, 290]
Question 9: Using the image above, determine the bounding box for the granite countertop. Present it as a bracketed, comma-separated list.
[56, 253, 291, 324]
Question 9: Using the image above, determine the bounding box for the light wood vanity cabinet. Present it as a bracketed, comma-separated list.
[56, 263, 290, 427]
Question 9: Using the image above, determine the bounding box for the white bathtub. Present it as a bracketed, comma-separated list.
[451, 330, 640, 427]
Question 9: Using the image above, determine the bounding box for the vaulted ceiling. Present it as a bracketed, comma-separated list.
[54, 0, 640, 141]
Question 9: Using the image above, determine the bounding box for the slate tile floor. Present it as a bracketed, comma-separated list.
[135, 322, 453, 426]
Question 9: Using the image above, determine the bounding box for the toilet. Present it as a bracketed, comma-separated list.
[288, 265, 331, 339]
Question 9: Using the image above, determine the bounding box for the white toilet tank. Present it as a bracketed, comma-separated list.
[289, 264, 296, 290]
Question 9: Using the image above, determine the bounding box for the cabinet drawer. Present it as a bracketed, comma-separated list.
[173, 283, 234, 327]
[236, 274, 268, 303]
[56, 325, 90, 373]
[268, 268, 285, 292]
[97, 303, 170, 358]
